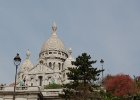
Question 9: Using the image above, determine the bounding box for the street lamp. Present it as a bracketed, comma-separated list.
[13, 53, 21, 100]
[100, 59, 104, 83]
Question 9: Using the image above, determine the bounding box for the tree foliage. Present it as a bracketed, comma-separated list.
[64, 53, 102, 100]
[103, 74, 136, 97]
[134, 76, 140, 92]
[44, 83, 62, 89]
[133, 76, 140, 99]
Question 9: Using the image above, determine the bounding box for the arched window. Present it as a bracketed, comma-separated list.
[49, 62, 52, 68]
[53, 62, 55, 69]
[58, 52, 61, 55]
[58, 63, 61, 70]
[49, 52, 52, 54]
[62, 53, 64, 56]
[62, 63, 64, 70]
[31, 78, 33, 81]
[38, 76, 43, 86]
[40, 60, 43, 64]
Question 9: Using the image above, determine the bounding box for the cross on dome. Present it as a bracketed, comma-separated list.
[52, 22, 57, 33]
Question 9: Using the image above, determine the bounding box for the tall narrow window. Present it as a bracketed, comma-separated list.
[58, 63, 61, 70]
[49, 62, 52, 68]
[53, 62, 55, 69]
[38, 76, 43, 86]
[62, 63, 64, 70]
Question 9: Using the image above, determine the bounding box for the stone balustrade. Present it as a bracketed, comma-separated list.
[0, 86, 63, 100]
[42, 89, 62, 96]
[0, 86, 40, 91]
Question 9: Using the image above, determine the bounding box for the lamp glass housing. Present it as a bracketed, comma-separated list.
[14, 53, 21, 66]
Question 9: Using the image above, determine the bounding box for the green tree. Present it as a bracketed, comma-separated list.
[64, 53, 102, 100]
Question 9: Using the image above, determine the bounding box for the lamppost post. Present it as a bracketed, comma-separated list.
[13, 53, 21, 100]
[100, 59, 104, 84]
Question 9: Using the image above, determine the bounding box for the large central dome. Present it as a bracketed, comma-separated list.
[41, 23, 65, 53]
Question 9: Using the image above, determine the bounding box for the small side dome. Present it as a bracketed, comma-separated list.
[19, 50, 33, 72]
[41, 23, 65, 52]
[64, 48, 76, 69]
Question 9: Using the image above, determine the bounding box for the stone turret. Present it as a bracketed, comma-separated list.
[18, 50, 33, 86]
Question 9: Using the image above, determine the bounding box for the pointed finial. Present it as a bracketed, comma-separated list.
[52, 22, 57, 33]
[26, 49, 31, 59]
[68, 48, 72, 55]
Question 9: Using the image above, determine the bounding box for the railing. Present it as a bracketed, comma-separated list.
[42, 89, 63, 96]
[16, 86, 28, 90]
[0, 86, 40, 91]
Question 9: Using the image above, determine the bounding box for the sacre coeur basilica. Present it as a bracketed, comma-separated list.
[18, 22, 75, 87]
[0, 23, 76, 100]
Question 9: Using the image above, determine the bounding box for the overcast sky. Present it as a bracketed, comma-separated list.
[0, 0, 140, 84]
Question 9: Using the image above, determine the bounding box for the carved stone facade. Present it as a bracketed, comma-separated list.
[17, 23, 75, 87]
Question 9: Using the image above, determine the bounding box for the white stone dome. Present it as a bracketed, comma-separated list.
[41, 34, 65, 52]
[20, 59, 33, 72]
[64, 56, 75, 70]
[41, 23, 65, 52]
[19, 50, 33, 73]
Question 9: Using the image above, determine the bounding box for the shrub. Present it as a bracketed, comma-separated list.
[45, 83, 62, 89]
